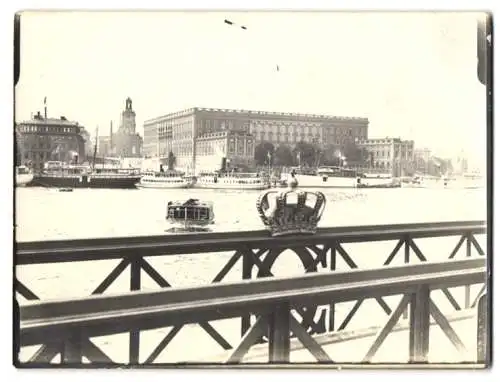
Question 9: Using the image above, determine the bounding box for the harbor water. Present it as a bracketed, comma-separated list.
[15, 186, 487, 363]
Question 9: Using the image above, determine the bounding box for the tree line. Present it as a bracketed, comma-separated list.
[254, 140, 370, 167]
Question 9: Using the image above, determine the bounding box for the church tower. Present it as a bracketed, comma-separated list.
[119, 97, 136, 134]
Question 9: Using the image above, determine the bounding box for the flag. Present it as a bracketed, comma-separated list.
[43, 97, 47, 105]
[267, 151, 271, 160]
[297, 151, 301, 161]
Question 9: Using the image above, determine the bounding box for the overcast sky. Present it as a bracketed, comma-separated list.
[15, 11, 487, 163]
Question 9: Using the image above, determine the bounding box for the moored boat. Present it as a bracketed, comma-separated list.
[15, 166, 34, 187]
[137, 169, 195, 189]
[286, 166, 397, 189]
[194, 171, 270, 190]
[29, 161, 141, 189]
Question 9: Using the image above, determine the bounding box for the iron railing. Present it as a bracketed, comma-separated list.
[15, 220, 487, 364]
[17, 258, 487, 366]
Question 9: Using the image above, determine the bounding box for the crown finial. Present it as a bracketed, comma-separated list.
[256, 174, 326, 237]
[288, 175, 298, 189]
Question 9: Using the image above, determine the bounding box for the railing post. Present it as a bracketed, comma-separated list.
[403, 236, 411, 319]
[268, 302, 291, 363]
[61, 330, 82, 365]
[241, 251, 253, 337]
[129, 258, 141, 364]
[476, 293, 488, 365]
[328, 244, 336, 332]
[464, 234, 472, 308]
[409, 285, 430, 363]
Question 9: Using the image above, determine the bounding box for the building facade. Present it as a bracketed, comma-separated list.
[357, 137, 415, 176]
[194, 130, 255, 172]
[413, 147, 432, 173]
[15, 111, 85, 170]
[143, 107, 368, 171]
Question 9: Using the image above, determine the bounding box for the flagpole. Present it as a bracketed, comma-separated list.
[44, 96, 47, 119]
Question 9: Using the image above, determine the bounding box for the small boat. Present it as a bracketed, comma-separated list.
[166, 199, 215, 231]
[15, 165, 34, 186]
[356, 182, 401, 189]
[402, 174, 449, 189]
[58, 187, 73, 192]
[137, 169, 195, 189]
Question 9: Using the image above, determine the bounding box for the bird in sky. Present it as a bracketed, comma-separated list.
[224, 19, 247, 30]
[224, 18, 280, 73]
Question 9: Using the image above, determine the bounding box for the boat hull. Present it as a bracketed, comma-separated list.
[136, 182, 194, 189]
[292, 174, 396, 188]
[194, 182, 269, 190]
[29, 175, 141, 189]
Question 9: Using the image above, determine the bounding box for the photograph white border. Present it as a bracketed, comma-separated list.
[2, 0, 497, 380]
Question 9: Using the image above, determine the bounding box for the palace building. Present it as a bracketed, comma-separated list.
[143, 107, 368, 171]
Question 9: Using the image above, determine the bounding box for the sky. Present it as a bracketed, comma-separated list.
[15, 11, 488, 165]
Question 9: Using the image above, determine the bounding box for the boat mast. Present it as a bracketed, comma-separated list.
[92, 126, 99, 171]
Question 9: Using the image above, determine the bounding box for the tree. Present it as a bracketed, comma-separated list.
[273, 145, 295, 166]
[343, 141, 364, 164]
[318, 144, 343, 166]
[167, 151, 176, 170]
[293, 141, 319, 167]
[254, 141, 275, 166]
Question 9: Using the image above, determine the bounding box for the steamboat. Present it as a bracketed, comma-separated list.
[137, 166, 195, 189]
[194, 170, 270, 190]
[287, 166, 399, 189]
[29, 161, 141, 189]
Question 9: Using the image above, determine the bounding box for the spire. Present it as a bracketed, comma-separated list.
[125, 97, 132, 111]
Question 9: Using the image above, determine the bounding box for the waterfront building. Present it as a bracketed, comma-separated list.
[143, 107, 368, 170]
[15, 111, 85, 170]
[195, 130, 255, 172]
[357, 137, 415, 176]
[413, 147, 432, 173]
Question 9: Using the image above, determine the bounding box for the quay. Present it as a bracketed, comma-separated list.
[15, 220, 488, 366]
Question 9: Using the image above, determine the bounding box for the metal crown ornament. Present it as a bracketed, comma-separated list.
[256, 173, 326, 237]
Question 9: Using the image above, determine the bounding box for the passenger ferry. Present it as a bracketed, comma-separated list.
[194, 170, 270, 190]
[166, 199, 215, 232]
[29, 161, 141, 189]
[287, 166, 397, 188]
[15, 165, 34, 186]
[137, 169, 195, 189]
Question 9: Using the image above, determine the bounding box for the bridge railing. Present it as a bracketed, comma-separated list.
[17, 258, 487, 366]
[15, 220, 487, 364]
